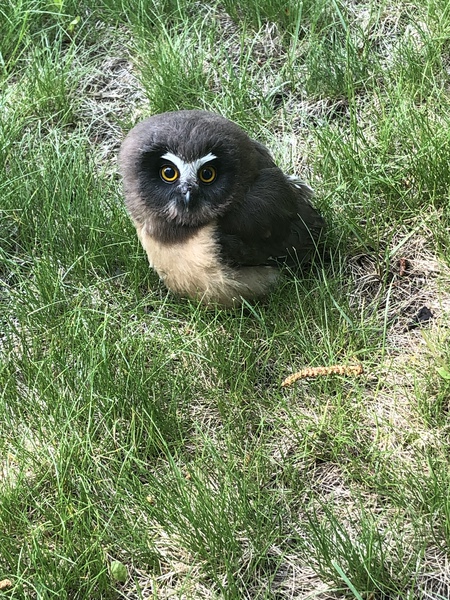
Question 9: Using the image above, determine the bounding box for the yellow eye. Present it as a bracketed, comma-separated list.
[198, 165, 217, 184]
[160, 164, 179, 183]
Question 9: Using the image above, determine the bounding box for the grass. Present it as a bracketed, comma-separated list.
[1, 0, 450, 598]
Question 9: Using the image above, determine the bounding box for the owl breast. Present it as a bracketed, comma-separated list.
[136, 221, 279, 306]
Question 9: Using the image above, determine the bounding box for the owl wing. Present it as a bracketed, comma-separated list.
[217, 167, 325, 267]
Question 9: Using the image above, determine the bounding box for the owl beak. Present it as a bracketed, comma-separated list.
[179, 181, 197, 207]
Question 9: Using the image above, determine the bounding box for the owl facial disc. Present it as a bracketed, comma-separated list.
[161, 152, 217, 208]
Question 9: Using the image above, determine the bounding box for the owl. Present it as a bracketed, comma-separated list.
[118, 110, 325, 306]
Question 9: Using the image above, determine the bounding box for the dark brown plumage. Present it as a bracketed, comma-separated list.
[118, 109, 325, 306]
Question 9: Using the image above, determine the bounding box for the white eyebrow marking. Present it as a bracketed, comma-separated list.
[161, 152, 217, 182]
[193, 153, 217, 169]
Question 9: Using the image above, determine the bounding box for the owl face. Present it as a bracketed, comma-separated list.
[138, 147, 232, 227]
[119, 110, 261, 230]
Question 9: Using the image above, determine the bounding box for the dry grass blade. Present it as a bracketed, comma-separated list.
[281, 364, 364, 387]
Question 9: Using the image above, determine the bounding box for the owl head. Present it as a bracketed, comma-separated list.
[118, 110, 272, 234]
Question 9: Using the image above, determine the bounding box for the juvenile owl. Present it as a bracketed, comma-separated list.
[118, 110, 325, 306]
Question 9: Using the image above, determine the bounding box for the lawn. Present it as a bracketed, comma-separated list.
[1, 0, 450, 598]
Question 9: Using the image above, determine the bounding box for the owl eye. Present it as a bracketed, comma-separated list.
[160, 164, 179, 183]
[198, 165, 217, 184]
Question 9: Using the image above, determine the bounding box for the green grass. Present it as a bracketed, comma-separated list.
[1, 0, 450, 598]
